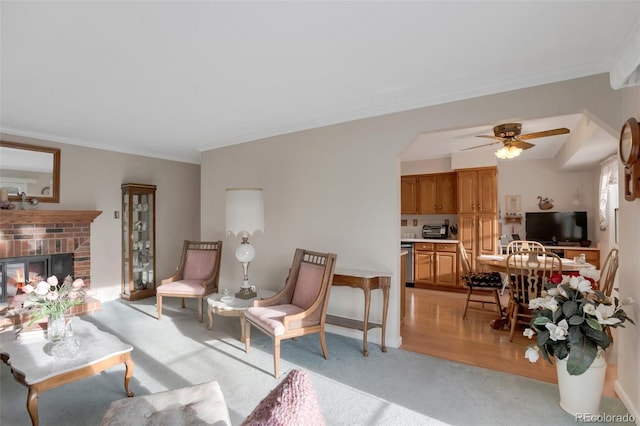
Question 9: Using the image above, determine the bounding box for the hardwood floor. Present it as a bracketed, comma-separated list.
[400, 287, 618, 398]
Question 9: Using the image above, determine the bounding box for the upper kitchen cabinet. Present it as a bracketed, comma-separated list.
[402, 172, 457, 215]
[457, 167, 497, 214]
[401, 176, 418, 214]
[417, 173, 457, 214]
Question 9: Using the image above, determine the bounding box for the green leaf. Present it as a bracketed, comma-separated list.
[566, 335, 598, 376]
[585, 317, 602, 331]
[562, 300, 578, 317]
[568, 316, 584, 326]
[533, 317, 550, 326]
[536, 329, 550, 346]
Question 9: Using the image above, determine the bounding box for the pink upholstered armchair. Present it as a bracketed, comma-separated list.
[156, 240, 222, 322]
[244, 248, 337, 378]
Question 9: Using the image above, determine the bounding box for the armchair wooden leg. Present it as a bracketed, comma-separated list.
[181, 298, 186, 309]
[273, 338, 281, 379]
[197, 296, 203, 323]
[320, 330, 329, 360]
[157, 295, 162, 320]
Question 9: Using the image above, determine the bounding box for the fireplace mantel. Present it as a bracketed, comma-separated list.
[0, 210, 102, 225]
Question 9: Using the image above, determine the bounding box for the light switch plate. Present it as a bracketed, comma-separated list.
[413, 219, 418, 226]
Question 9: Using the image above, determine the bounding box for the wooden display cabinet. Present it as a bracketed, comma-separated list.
[121, 183, 156, 301]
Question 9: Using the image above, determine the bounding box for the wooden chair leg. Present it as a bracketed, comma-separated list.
[493, 289, 502, 314]
[462, 287, 473, 319]
[181, 298, 186, 309]
[157, 294, 162, 320]
[197, 296, 203, 323]
[273, 338, 281, 379]
[320, 330, 329, 359]
[509, 305, 519, 342]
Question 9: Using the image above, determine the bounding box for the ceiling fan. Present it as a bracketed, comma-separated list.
[463, 123, 570, 158]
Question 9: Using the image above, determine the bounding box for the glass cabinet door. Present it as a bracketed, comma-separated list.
[121, 183, 156, 300]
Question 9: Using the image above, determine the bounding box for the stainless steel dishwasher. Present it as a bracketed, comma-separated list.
[401, 242, 414, 286]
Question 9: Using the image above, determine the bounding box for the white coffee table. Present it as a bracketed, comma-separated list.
[207, 290, 275, 341]
[0, 318, 134, 426]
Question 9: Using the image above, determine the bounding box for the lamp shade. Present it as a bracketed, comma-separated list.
[226, 188, 264, 237]
[495, 145, 522, 159]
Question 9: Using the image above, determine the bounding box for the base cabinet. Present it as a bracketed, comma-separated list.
[415, 242, 459, 288]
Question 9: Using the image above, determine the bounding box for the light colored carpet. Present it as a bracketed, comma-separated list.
[0, 298, 631, 425]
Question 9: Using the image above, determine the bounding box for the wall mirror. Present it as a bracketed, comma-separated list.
[0, 141, 61, 203]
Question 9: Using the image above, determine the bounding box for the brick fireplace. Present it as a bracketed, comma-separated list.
[0, 210, 102, 328]
[0, 210, 102, 283]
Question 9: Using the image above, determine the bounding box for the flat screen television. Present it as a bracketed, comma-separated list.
[525, 211, 588, 245]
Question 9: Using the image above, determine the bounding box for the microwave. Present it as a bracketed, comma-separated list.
[422, 225, 449, 239]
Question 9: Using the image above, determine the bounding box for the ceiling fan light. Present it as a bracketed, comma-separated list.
[494, 146, 522, 159]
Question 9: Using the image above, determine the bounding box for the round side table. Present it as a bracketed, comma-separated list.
[206, 290, 275, 341]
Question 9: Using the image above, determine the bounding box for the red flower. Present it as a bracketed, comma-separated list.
[549, 273, 563, 284]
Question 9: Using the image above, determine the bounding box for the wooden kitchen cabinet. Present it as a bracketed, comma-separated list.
[417, 173, 457, 214]
[458, 213, 498, 270]
[414, 242, 459, 288]
[402, 172, 457, 215]
[457, 167, 497, 214]
[401, 176, 418, 214]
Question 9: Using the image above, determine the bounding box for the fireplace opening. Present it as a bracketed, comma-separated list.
[0, 253, 73, 303]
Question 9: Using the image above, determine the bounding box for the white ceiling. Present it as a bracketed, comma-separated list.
[1, 1, 639, 164]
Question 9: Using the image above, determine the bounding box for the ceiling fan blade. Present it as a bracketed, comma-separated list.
[475, 135, 505, 141]
[511, 140, 536, 150]
[518, 128, 570, 140]
[461, 141, 502, 151]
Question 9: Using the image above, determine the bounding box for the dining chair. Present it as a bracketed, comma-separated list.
[156, 240, 222, 322]
[501, 240, 546, 295]
[459, 243, 504, 319]
[506, 250, 562, 341]
[598, 248, 619, 342]
[599, 248, 619, 297]
[505, 240, 545, 254]
[244, 248, 337, 378]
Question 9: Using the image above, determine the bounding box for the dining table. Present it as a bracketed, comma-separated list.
[475, 254, 596, 330]
[475, 254, 595, 273]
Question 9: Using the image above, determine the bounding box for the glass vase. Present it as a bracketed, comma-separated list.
[47, 314, 66, 343]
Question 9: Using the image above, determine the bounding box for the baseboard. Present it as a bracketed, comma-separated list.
[614, 380, 640, 425]
[325, 324, 401, 349]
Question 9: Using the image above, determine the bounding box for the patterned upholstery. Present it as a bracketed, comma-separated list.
[101, 380, 231, 426]
[463, 271, 503, 288]
[183, 249, 217, 280]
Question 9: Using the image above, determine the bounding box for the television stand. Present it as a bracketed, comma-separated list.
[542, 246, 601, 268]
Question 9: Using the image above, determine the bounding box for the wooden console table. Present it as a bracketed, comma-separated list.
[327, 268, 391, 357]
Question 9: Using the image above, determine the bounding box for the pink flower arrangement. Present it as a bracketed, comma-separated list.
[23, 275, 94, 323]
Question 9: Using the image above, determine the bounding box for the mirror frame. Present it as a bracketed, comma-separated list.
[0, 141, 61, 203]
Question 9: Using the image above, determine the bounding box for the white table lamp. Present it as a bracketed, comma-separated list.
[226, 188, 264, 299]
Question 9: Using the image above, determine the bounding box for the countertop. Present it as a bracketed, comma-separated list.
[401, 238, 459, 244]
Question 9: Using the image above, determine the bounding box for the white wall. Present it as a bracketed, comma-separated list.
[615, 86, 640, 421]
[0, 134, 202, 301]
[200, 74, 638, 366]
[497, 159, 598, 244]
